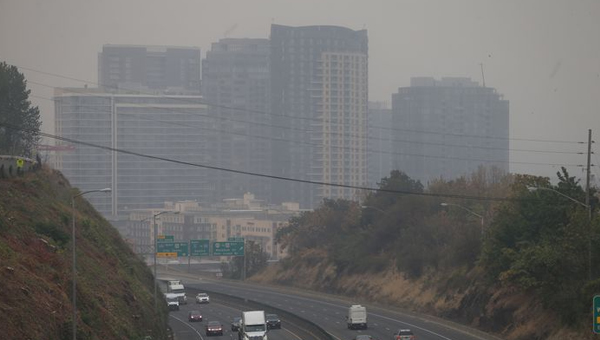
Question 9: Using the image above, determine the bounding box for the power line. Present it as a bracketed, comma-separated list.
[33, 94, 586, 167]
[16, 62, 586, 145]
[1, 121, 526, 202]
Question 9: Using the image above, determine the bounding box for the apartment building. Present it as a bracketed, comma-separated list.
[270, 24, 368, 207]
[391, 77, 509, 185]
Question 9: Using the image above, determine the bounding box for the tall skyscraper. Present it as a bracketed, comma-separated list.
[201, 38, 271, 202]
[270, 24, 368, 208]
[54, 88, 207, 220]
[391, 77, 509, 185]
[367, 102, 393, 187]
[98, 44, 201, 94]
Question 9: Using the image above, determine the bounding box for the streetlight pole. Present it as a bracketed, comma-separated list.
[527, 186, 592, 280]
[440, 202, 485, 235]
[152, 210, 179, 310]
[71, 188, 111, 340]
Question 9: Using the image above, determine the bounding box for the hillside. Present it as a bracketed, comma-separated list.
[253, 251, 593, 340]
[256, 170, 599, 340]
[0, 167, 169, 339]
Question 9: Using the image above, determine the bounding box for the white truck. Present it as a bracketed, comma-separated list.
[239, 310, 268, 340]
[166, 280, 187, 305]
[347, 305, 367, 329]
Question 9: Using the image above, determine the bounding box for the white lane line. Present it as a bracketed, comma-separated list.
[211, 286, 457, 339]
[170, 315, 204, 340]
[282, 327, 303, 340]
[328, 332, 343, 340]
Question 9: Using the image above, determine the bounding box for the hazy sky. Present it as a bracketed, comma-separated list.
[1, 0, 599, 181]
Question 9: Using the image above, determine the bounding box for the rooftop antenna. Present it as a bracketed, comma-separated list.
[479, 62, 486, 87]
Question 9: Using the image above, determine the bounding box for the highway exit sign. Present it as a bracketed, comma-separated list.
[156, 241, 188, 257]
[212, 241, 244, 256]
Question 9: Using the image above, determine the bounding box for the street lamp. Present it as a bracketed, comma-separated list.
[440, 202, 485, 235]
[152, 210, 179, 310]
[527, 185, 592, 280]
[71, 188, 111, 340]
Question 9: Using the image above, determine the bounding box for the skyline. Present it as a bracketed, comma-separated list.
[1, 0, 599, 183]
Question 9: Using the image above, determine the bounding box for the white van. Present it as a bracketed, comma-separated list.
[347, 305, 367, 329]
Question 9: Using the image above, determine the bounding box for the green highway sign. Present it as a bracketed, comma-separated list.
[157, 235, 174, 243]
[157, 242, 188, 257]
[190, 239, 210, 256]
[228, 236, 244, 242]
[212, 241, 244, 256]
[594, 295, 600, 334]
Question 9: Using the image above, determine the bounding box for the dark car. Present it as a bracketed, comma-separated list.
[393, 329, 415, 340]
[188, 310, 203, 322]
[206, 321, 224, 336]
[266, 314, 281, 329]
[231, 317, 242, 331]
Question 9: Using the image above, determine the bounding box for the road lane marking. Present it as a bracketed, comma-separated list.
[282, 327, 303, 340]
[187, 282, 463, 339]
[170, 315, 204, 340]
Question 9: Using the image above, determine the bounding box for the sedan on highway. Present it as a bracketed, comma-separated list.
[196, 292, 210, 304]
[393, 329, 415, 340]
[206, 320, 224, 336]
[188, 310, 203, 322]
[266, 313, 281, 329]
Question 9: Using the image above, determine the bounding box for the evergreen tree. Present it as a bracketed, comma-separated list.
[0, 62, 41, 157]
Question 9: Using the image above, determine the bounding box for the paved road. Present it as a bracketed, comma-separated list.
[183, 279, 500, 340]
[168, 295, 303, 340]
[159, 269, 501, 340]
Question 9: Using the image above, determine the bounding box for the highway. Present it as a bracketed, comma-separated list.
[168, 297, 303, 340]
[162, 271, 501, 340]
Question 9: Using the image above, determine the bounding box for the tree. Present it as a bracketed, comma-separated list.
[0, 62, 41, 157]
[222, 241, 269, 279]
[481, 168, 598, 324]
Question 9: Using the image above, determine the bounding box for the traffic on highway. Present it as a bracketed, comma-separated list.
[164, 276, 498, 340]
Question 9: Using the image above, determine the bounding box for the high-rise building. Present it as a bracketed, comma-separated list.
[367, 102, 393, 187]
[391, 77, 509, 185]
[54, 87, 207, 220]
[201, 38, 271, 202]
[98, 44, 201, 94]
[270, 24, 368, 208]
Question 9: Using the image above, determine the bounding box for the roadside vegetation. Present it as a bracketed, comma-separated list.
[267, 167, 599, 339]
[0, 167, 170, 340]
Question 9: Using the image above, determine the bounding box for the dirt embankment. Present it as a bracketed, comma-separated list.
[251, 249, 593, 340]
[0, 168, 169, 339]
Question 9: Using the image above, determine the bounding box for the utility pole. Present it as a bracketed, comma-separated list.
[586, 129, 593, 280]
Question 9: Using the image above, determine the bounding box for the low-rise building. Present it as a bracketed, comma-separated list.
[124, 193, 301, 260]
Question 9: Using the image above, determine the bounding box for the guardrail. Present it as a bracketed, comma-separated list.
[184, 286, 334, 340]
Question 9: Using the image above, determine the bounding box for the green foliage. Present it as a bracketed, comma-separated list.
[34, 222, 70, 247]
[0, 169, 169, 339]
[0, 62, 41, 157]
[481, 168, 599, 324]
[223, 241, 269, 279]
